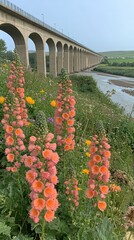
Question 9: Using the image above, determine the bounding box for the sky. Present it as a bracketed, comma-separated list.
[0, 0, 134, 53]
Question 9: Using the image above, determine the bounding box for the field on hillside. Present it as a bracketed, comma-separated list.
[100, 50, 134, 58]
[108, 58, 134, 64]
[95, 51, 134, 78]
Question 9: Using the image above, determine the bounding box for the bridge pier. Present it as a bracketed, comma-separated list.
[16, 42, 29, 68]
[69, 46, 73, 73]
[36, 48, 46, 75]
[74, 47, 78, 72]
[57, 42, 63, 75]
[63, 44, 69, 73]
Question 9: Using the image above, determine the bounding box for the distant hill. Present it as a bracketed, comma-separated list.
[99, 51, 134, 58]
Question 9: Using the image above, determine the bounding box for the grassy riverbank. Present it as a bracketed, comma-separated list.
[96, 51, 134, 77]
[0, 63, 134, 239]
[94, 64, 134, 78]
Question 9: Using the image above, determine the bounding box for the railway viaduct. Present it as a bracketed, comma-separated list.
[0, 0, 103, 76]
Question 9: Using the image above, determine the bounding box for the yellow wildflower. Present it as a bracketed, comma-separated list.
[0, 96, 5, 104]
[85, 139, 91, 145]
[50, 100, 56, 107]
[40, 90, 45, 93]
[26, 97, 35, 105]
[27, 122, 31, 126]
[77, 188, 82, 191]
[82, 169, 89, 174]
[85, 152, 91, 157]
[3, 64, 7, 68]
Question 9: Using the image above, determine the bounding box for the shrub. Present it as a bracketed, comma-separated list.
[70, 75, 97, 93]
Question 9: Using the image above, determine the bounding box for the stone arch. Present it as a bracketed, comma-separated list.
[29, 32, 45, 74]
[46, 38, 56, 76]
[0, 23, 28, 66]
[56, 41, 63, 75]
[69, 45, 73, 73]
[63, 43, 69, 73]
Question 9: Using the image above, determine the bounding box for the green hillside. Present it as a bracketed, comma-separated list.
[99, 50, 134, 58]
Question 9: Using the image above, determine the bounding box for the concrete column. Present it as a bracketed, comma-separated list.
[85, 53, 87, 69]
[81, 51, 84, 70]
[87, 53, 89, 68]
[89, 55, 92, 67]
[16, 38, 29, 68]
[50, 48, 56, 76]
[57, 42, 63, 74]
[69, 46, 73, 73]
[88, 54, 91, 68]
[88, 54, 90, 68]
[63, 44, 69, 73]
[36, 46, 46, 75]
[74, 47, 78, 72]
[77, 49, 80, 72]
[80, 50, 82, 71]
[83, 51, 86, 69]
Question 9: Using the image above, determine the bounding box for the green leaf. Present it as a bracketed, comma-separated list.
[45, 233, 56, 240]
[12, 234, 33, 240]
[93, 218, 115, 240]
[0, 221, 11, 237]
[48, 218, 61, 232]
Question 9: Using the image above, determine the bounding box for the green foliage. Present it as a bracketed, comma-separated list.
[34, 110, 49, 135]
[70, 75, 97, 93]
[94, 65, 134, 77]
[0, 39, 7, 61]
[0, 222, 11, 237]
[6, 51, 14, 61]
[92, 218, 121, 240]
[12, 235, 34, 240]
[29, 52, 37, 71]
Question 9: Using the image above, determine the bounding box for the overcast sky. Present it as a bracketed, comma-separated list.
[0, 0, 134, 53]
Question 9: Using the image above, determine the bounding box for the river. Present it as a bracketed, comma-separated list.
[76, 70, 134, 117]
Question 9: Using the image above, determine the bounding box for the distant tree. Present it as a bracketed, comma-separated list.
[101, 57, 109, 65]
[6, 51, 14, 61]
[29, 52, 37, 70]
[0, 39, 7, 61]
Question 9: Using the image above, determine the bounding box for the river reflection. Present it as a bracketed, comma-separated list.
[76, 70, 134, 117]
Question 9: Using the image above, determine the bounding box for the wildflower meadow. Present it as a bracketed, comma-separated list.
[0, 57, 134, 240]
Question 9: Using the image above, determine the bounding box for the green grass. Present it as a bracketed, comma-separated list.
[108, 58, 134, 63]
[94, 65, 134, 77]
[99, 50, 134, 58]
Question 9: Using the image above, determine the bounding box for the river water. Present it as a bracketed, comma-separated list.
[76, 70, 134, 117]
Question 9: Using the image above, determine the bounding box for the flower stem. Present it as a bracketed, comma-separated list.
[41, 219, 45, 240]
